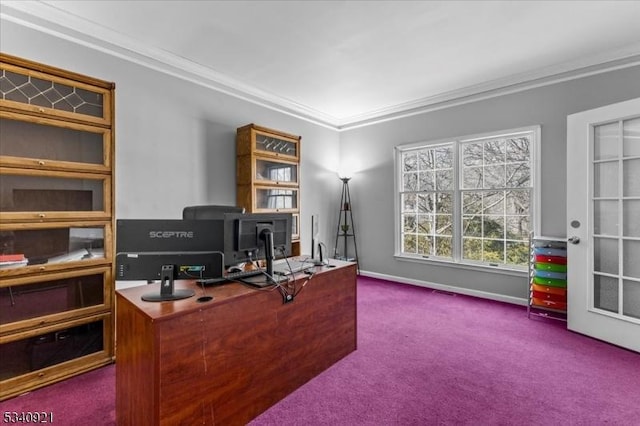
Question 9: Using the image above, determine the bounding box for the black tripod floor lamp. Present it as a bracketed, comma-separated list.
[334, 175, 359, 272]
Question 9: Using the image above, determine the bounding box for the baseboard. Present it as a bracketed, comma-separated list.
[359, 270, 528, 306]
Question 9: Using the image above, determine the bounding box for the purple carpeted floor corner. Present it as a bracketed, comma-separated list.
[2, 276, 638, 425]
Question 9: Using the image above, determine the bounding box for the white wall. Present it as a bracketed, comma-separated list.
[0, 19, 341, 254]
[340, 65, 640, 301]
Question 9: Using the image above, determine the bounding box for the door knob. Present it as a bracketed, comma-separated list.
[568, 236, 580, 244]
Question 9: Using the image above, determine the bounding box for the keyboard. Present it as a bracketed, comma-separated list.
[196, 269, 263, 285]
[273, 259, 315, 276]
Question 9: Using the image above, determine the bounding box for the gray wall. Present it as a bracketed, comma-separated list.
[340, 65, 640, 301]
[0, 20, 341, 254]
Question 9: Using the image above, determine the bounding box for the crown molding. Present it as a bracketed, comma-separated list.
[0, 0, 341, 129]
[3, 0, 640, 132]
[338, 48, 640, 130]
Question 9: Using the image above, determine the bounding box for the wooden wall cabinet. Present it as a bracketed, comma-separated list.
[236, 123, 301, 255]
[0, 53, 115, 400]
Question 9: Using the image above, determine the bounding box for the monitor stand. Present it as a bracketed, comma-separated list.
[141, 264, 195, 302]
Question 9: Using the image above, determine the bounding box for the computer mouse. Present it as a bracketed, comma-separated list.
[228, 266, 243, 273]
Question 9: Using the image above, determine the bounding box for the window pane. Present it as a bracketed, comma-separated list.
[403, 234, 416, 253]
[417, 214, 433, 234]
[417, 235, 432, 255]
[417, 194, 433, 213]
[505, 190, 529, 215]
[435, 236, 452, 257]
[483, 239, 505, 263]
[462, 192, 482, 214]
[506, 241, 529, 266]
[436, 170, 453, 190]
[435, 215, 452, 236]
[403, 152, 417, 172]
[435, 147, 453, 169]
[484, 192, 504, 215]
[403, 173, 417, 191]
[402, 193, 417, 212]
[484, 139, 506, 164]
[463, 143, 483, 166]
[403, 214, 417, 233]
[418, 151, 433, 170]
[462, 166, 483, 189]
[419, 171, 434, 190]
[506, 137, 530, 162]
[506, 216, 530, 240]
[463, 238, 482, 261]
[436, 193, 452, 214]
[484, 216, 504, 238]
[506, 163, 530, 187]
[463, 216, 482, 237]
[484, 165, 506, 188]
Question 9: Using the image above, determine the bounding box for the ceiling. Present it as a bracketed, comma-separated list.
[2, 0, 640, 129]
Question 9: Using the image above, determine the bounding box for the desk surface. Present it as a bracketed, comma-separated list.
[116, 259, 357, 425]
[116, 258, 353, 320]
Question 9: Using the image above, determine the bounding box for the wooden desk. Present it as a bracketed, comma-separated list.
[115, 260, 357, 425]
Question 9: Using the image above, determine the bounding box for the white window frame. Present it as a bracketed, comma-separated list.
[394, 125, 541, 272]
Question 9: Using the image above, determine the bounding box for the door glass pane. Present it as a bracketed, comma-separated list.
[623, 200, 640, 237]
[623, 117, 640, 157]
[622, 159, 640, 197]
[593, 161, 618, 197]
[593, 237, 618, 275]
[623, 240, 640, 279]
[593, 275, 619, 313]
[623, 280, 640, 319]
[593, 200, 618, 236]
[594, 122, 619, 161]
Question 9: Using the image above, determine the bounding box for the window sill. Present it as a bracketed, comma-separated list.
[394, 254, 528, 277]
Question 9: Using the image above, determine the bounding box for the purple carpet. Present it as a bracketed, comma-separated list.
[2, 276, 639, 425]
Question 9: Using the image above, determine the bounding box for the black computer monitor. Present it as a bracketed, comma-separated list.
[116, 219, 226, 302]
[116, 219, 225, 253]
[223, 212, 292, 278]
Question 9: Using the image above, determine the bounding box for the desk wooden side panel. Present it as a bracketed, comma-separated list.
[115, 293, 158, 425]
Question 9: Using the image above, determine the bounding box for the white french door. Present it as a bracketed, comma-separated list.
[566, 97, 640, 353]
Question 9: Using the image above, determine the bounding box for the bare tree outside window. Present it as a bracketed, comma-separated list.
[397, 128, 537, 269]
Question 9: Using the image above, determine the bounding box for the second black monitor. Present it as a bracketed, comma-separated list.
[223, 212, 292, 266]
